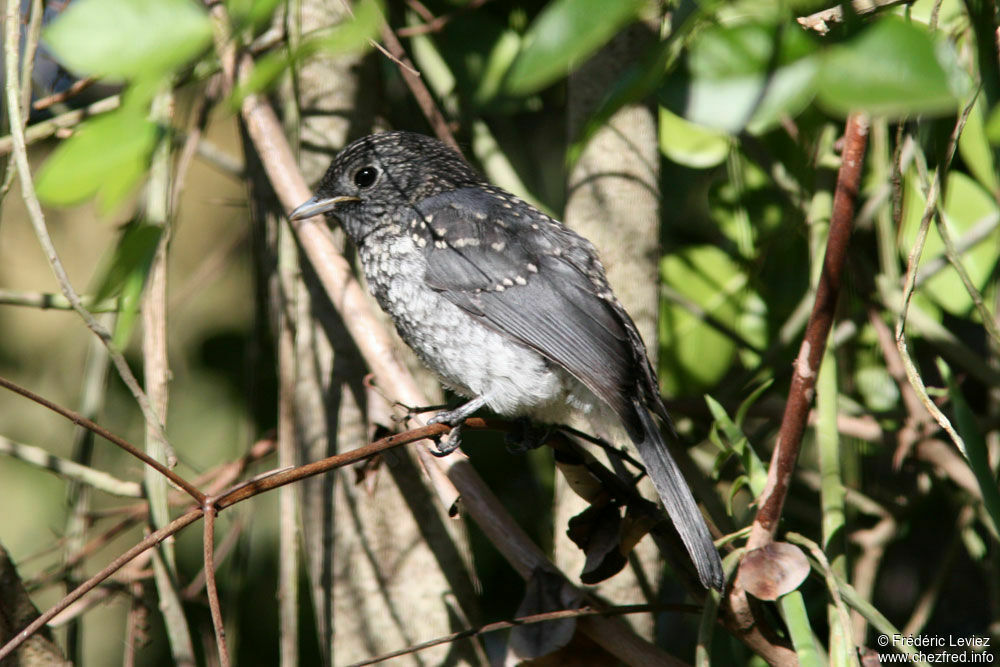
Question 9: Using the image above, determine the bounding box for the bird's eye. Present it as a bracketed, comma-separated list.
[353, 166, 378, 188]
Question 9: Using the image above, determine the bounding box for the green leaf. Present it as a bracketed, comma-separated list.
[901, 170, 1000, 315]
[660, 22, 819, 134]
[959, 97, 999, 192]
[660, 245, 748, 395]
[226, 0, 282, 30]
[228, 0, 380, 104]
[93, 222, 163, 302]
[503, 0, 646, 96]
[90, 222, 163, 347]
[658, 106, 730, 169]
[43, 0, 212, 82]
[939, 359, 1000, 542]
[817, 18, 959, 117]
[474, 29, 521, 105]
[984, 103, 1000, 144]
[35, 109, 160, 211]
[705, 395, 767, 497]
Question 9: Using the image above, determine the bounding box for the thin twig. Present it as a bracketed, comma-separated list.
[0, 94, 121, 156]
[377, 23, 459, 151]
[0, 510, 204, 662]
[346, 602, 700, 667]
[0, 288, 119, 311]
[202, 504, 231, 667]
[0, 375, 204, 502]
[894, 96, 977, 456]
[32, 76, 99, 111]
[0, 421, 428, 659]
[396, 0, 490, 37]
[0, 435, 143, 497]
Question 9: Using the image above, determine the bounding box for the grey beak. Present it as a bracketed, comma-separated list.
[288, 195, 361, 221]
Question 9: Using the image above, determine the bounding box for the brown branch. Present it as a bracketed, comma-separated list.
[0, 374, 205, 503]
[745, 113, 869, 551]
[377, 23, 459, 151]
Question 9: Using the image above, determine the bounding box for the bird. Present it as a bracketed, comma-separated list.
[290, 130, 724, 590]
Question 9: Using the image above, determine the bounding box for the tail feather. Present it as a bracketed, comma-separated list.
[632, 400, 724, 590]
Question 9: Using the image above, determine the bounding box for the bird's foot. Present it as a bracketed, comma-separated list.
[505, 417, 552, 454]
[426, 396, 489, 456]
[428, 408, 465, 427]
[430, 424, 463, 457]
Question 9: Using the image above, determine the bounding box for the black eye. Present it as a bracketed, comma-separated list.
[354, 166, 378, 188]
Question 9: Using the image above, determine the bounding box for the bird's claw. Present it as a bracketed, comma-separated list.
[430, 425, 462, 457]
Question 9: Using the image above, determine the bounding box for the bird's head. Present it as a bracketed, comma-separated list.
[289, 131, 484, 242]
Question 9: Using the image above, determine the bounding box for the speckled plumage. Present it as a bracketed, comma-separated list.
[291, 131, 723, 590]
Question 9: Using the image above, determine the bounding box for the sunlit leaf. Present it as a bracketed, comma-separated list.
[659, 106, 731, 169]
[503, 0, 646, 96]
[817, 18, 959, 117]
[660, 246, 748, 395]
[44, 0, 212, 81]
[226, 0, 282, 30]
[660, 22, 819, 134]
[902, 171, 1000, 314]
[228, 0, 380, 104]
[90, 221, 163, 347]
[939, 359, 1000, 540]
[35, 110, 160, 210]
[958, 98, 999, 193]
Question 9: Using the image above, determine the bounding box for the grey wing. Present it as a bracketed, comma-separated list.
[416, 189, 644, 437]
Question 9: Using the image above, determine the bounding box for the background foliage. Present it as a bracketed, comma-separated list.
[0, 0, 997, 664]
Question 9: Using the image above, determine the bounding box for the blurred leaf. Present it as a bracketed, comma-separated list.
[91, 222, 163, 347]
[901, 170, 1000, 314]
[959, 98, 999, 193]
[93, 223, 162, 301]
[939, 359, 1000, 542]
[229, 0, 380, 104]
[856, 365, 900, 413]
[35, 110, 160, 210]
[985, 103, 1000, 143]
[660, 21, 819, 134]
[226, 0, 282, 30]
[817, 18, 959, 117]
[44, 0, 212, 82]
[660, 245, 748, 394]
[474, 29, 521, 104]
[659, 106, 731, 168]
[503, 0, 646, 96]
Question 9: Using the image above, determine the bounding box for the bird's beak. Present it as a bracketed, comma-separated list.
[288, 195, 361, 221]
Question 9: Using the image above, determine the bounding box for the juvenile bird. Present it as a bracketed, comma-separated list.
[290, 131, 723, 590]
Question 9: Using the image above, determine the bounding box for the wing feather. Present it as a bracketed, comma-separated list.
[417, 189, 641, 433]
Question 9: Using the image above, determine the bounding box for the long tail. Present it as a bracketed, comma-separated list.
[632, 400, 724, 590]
